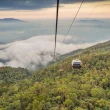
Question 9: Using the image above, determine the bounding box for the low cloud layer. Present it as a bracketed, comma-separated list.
[0, 35, 96, 70]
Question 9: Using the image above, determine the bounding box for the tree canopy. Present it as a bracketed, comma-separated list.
[0, 41, 110, 110]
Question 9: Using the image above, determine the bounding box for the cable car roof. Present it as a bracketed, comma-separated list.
[72, 59, 81, 62]
[72, 59, 82, 65]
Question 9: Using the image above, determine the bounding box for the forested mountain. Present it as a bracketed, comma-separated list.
[0, 41, 110, 110]
[0, 67, 30, 83]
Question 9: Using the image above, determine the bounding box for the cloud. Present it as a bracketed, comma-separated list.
[0, 35, 97, 71]
[16, 31, 25, 34]
[0, 0, 108, 10]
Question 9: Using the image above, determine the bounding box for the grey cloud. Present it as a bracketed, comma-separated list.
[0, 0, 108, 10]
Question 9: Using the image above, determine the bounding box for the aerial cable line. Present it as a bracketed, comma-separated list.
[74, 1, 102, 32]
[65, 0, 84, 38]
[54, 0, 59, 61]
[58, 0, 102, 52]
[58, 0, 84, 52]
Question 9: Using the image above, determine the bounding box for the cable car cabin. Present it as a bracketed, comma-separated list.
[71, 59, 82, 69]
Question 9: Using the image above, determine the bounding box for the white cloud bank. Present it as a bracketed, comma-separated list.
[0, 35, 96, 70]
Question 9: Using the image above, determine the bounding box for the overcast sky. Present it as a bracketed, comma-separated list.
[0, 0, 110, 20]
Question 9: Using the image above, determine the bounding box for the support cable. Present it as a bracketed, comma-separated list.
[58, 0, 84, 52]
[54, 0, 60, 61]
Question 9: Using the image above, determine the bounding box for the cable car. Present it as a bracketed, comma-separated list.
[71, 59, 82, 69]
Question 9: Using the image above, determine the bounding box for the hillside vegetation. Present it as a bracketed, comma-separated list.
[0, 41, 110, 110]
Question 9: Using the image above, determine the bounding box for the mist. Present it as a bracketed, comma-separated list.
[0, 35, 96, 71]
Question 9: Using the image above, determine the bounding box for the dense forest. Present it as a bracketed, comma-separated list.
[0, 41, 110, 110]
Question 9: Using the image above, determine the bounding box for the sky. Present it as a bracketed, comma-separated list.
[0, 0, 110, 20]
[0, 0, 110, 70]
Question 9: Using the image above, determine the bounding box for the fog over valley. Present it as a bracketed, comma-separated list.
[0, 35, 97, 71]
[0, 19, 110, 70]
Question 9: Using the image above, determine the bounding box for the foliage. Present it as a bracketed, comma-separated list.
[0, 41, 110, 110]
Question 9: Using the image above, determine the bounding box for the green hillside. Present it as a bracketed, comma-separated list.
[0, 67, 30, 83]
[0, 41, 110, 110]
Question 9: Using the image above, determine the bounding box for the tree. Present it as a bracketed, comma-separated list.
[63, 99, 74, 110]
[90, 88, 105, 99]
[96, 99, 107, 108]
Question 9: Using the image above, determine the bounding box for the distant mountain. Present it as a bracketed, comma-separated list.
[0, 18, 26, 22]
[77, 19, 106, 23]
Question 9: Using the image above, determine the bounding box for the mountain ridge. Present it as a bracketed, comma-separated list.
[0, 18, 26, 22]
[77, 19, 106, 23]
